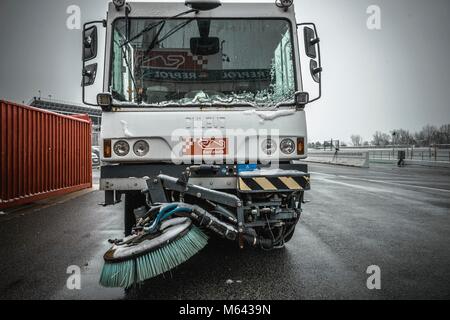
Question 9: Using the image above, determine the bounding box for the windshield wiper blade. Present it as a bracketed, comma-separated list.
[142, 17, 195, 55]
[120, 9, 197, 104]
[132, 17, 196, 104]
[152, 18, 196, 48]
[120, 9, 197, 48]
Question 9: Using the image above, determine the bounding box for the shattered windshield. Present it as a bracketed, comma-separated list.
[111, 18, 296, 107]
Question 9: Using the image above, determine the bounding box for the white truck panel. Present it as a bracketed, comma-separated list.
[101, 108, 307, 162]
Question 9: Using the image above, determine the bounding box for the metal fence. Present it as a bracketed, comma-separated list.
[368, 147, 450, 162]
[0, 101, 92, 210]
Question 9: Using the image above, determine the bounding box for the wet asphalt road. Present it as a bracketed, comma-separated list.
[0, 163, 449, 300]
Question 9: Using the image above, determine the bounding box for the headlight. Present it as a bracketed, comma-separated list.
[280, 138, 295, 154]
[113, 140, 130, 157]
[133, 140, 150, 157]
[261, 138, 277, 155]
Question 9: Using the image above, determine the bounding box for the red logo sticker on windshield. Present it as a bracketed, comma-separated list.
[136, 49, 207, 71]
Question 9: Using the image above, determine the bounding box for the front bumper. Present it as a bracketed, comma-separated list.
[100, 163, 309, 191]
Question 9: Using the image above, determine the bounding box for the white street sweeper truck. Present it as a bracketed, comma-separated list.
[81, 0, 322, 287]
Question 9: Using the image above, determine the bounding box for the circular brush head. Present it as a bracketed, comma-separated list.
[100, 217, 208, 288]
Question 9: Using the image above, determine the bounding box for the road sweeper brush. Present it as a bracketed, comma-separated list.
[100, 216, 208, 288]
[100, 199, 276, 288]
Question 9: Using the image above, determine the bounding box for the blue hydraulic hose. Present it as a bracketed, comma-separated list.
[159, 203, 178, 216]
[160, 207, 192, 221]
[145, 205, 192, 234]
[145, 204, 177, 233]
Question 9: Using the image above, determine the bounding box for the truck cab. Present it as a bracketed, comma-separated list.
[82, 0, 322, 246]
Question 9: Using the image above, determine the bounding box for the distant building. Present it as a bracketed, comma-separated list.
[29, 97, 101, 127]
[29, 97, 102, 145]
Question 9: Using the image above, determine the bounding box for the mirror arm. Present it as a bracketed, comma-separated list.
[82, 20, 106, 107]
[83, 69, 92, 77]
[310, 37, 320, 46]
[83, 37, 92, 48]
[312, 67, 323, 75]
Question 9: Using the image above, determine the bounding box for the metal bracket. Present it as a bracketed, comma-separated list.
[100, 190, 122, 206]
[157, 174, 242, 208]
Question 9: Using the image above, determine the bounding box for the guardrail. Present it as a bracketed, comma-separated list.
[306, 147, 450, 168]
[305, 151, 370, 168]
[0, 101, 92, 210]
[368, 148, 450, 162]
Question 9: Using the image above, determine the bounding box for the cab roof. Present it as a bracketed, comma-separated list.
[108, 1, 296, 22]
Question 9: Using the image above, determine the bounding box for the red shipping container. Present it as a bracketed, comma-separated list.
[0, 100, 92, 210]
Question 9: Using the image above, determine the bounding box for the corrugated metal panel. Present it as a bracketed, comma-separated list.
[0, 101, 92, 210]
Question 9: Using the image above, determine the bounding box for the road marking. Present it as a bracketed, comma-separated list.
[311, 172, 450, 193]
[314, 177, 387, 193]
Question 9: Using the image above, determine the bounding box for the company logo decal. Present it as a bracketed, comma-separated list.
[182, 138, 228, 156]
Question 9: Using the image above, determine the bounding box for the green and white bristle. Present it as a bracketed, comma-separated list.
[100, 226, 208, 288]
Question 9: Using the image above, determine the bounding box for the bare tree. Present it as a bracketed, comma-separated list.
[372, 131, 391, 146]
[368, 124, 450, 148]
[419, 125, 438, 146]
[438, 124, 450, 144]
[392, 129, 415, 145]
[350, 134, 363, 147]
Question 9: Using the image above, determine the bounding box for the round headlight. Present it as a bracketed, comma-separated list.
[280, 138, 295, 155]
[133, 140, 149, 157]
[261, 138, 277, 155]
[113, 140, 130, 157]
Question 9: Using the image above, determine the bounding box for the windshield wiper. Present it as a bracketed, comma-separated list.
[151, 18, 196, 49]
[118, 9, 198, 104]
[120, 9, 197, 48]
[134, 17, 197, 103]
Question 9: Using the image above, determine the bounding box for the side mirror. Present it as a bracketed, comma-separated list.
[81, 20, 105, 107]
[190, 37, 220, 56]
[303, 26, 318, 59]
[310, 60, 322, 83]
[83, 26, 98, 62]
[82, 63, 98, 86]
[297, 23, 322, 104]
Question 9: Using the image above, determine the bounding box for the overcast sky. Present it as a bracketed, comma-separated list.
[1, 0, 449, 143]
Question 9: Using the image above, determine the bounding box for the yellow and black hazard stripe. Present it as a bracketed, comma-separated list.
[238, 175, 310, 192]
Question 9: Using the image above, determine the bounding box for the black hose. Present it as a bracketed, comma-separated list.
[167, 202, 278, 249]
[242, 234, 274, 250]
[174, 204, 238, 241]
[281, 216, 301, 242]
